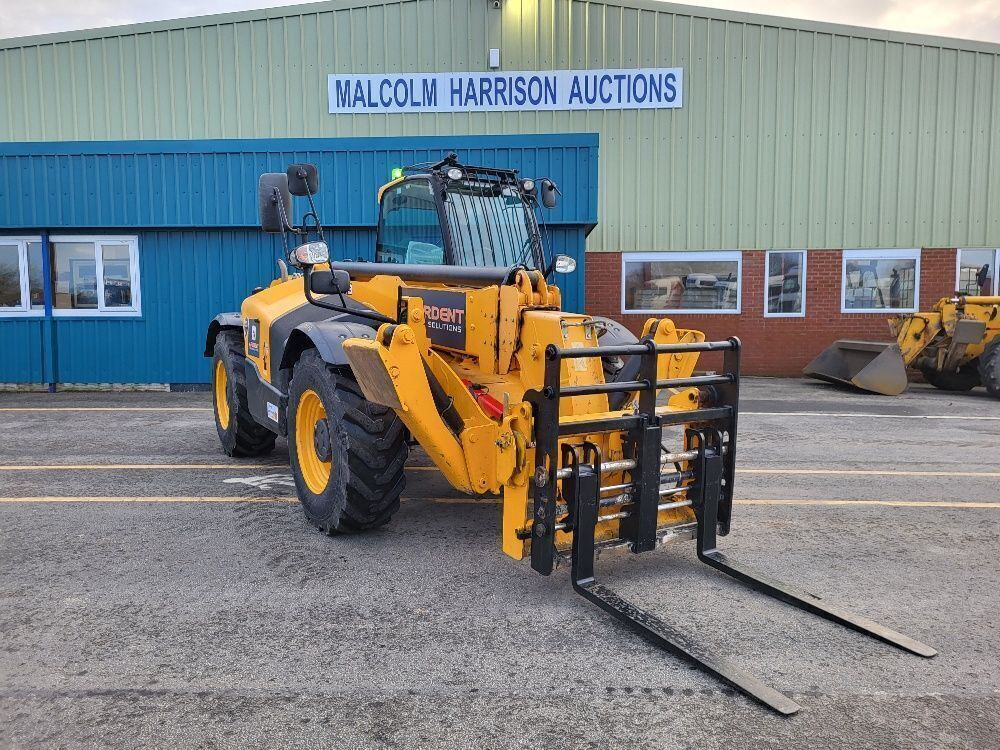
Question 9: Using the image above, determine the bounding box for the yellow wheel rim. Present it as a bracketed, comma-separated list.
[214, 359, 231, 430]
[295, 389, 332, 494]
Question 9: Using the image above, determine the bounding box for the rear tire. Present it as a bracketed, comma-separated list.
[287, 349, 408, 534]
[979, 338, 1000, 398]
[920, 362, 981, 392]
[213, 330, 276, 457]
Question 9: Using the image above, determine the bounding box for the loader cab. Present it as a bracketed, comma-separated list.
[374, 155, 562, 274]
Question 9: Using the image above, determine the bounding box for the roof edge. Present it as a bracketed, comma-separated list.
[0, 132, 601, 156]
[0, 0, 998, 55]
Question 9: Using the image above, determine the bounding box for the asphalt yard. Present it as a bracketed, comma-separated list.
[1, 379, 998, 749]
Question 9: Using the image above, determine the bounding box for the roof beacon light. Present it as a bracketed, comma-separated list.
[391, 167, 404, 180]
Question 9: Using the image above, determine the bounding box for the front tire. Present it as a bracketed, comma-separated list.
[212, 330, 276, 457]
[287, 349, 408, 533]
[920, 362, 981, 392]
[979, 338, 1000, 398]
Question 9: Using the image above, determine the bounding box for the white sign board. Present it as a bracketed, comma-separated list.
[328, 68, 683, 114]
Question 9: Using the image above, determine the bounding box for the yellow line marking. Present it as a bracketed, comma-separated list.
[0, 496, 997, 509]
[743, 411, 1000, 421]
[0, 496, 296, 504]
[0, 407, 212, 412]
[739, 499, 1000, 509]
[0, 464, 287, 471]
[739, 468, 1000, 478]
[0, 464, 992, 478]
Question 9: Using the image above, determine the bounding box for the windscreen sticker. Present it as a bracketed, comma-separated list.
[405, 288, 467, 351]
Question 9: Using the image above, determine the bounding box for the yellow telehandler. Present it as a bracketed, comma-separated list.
[804, 295, 1000, 396]
[206, 155, 934, 715]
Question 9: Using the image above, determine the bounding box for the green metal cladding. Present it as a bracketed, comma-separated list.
[2, 0, 999, 252]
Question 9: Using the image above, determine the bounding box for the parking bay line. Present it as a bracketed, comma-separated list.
[408, 466, 1000, 478]
[2, 464, 998, 480]
[0, 464, 288, 471]
[1, 496, 999, 509]
[742, 411, 1000, 420]
[0, 407, 213, 412]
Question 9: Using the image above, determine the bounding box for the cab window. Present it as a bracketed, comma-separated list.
[375, 180, 446, 264]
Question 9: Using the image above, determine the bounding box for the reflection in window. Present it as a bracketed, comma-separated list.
[0, 244, 21, 308]
[102, 244, 133, 307]
[766, 251, 805, 315]
[956, 248, 998, 296]
[375, 180, 445, 264]
[622, 252, 741, 313]
[27, 242, 44, 310]
[842, 251, 919, 312]
[52, 242, 99, 309]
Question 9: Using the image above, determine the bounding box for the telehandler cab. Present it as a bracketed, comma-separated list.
[206, 154, 935, 714]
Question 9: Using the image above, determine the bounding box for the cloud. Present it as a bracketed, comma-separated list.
[2, 0, 999, 43]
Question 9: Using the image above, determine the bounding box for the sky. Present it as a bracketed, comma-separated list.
[0, 0, 998, 43]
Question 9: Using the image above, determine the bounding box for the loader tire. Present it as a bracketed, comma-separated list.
[920, 363, 981, 392]
[287, 349, 407, 534]
[212, 330, 277, 457]
[979, 338, 1000, 398]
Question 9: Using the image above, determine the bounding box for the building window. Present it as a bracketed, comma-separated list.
[49, 236, 141, 316]
[841, 249, 919, 313]
[765, 250, 806, 317]
[1, 235, 141, 317]
[956, 248, 999, 296]
[622, 252, 742, 314]
[0, 238, 44, 315]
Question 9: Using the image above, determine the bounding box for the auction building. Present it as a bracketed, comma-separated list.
[1, 0, 999, 386]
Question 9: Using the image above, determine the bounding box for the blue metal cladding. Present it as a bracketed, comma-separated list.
[0, 134, 598, 229]
[0, 134, 597, 384]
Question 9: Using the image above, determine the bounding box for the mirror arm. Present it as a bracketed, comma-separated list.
[302, 266, 396, 325]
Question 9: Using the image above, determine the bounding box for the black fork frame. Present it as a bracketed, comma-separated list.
[524, 336, 936, 716]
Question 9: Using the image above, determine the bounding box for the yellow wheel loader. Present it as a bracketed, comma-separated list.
[206, 155, 935, 714]
[804, 295, 1000, 396]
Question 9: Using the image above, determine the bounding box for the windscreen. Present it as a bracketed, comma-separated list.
[441, 180, 539, 269]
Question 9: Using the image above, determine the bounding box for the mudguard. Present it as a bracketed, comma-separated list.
[204, 312, 242, 356]
[279, 318, 379, 373]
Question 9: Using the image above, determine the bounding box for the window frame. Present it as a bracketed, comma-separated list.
[0, 236, 42, 316]
[763, 250, 807, 318]
[48, 235, 142, 318]
[840, 248, 920, 314]
[955, 248, 1000, 296]
[620, 250, 743, 315]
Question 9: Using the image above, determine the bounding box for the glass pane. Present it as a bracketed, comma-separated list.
[375, 181, 445, 264]
[766, 251, 804, 314]
[443, 181, 537, 268]
[0, 244, 22, 308]
[102, 244, 133, 307]
[27, 242, 44, 310]
[624, 256, 740, 311]
[843, 256, 916, 310]
[52, 242, 98, 310]
[957, 249, 995, 296]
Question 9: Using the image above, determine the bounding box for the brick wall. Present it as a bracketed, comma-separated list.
[585, 249, 957, 376]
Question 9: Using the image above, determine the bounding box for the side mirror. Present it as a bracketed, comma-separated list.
[310, 269, 351, 295]
[540, 178, 559, 209]
[287, 163, 319, 196]
[258, 173, 292, 233]
[553, 254, 576, 274]
[292, 241, 330, 266]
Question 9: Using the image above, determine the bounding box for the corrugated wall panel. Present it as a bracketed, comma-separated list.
[0, 135, 598, 229]
[1, 0, 999, 250]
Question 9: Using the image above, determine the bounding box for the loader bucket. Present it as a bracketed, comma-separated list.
[802, 340, 908, 396]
